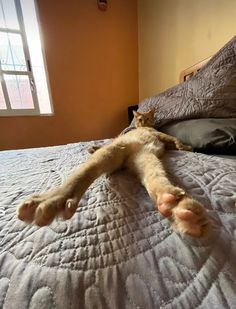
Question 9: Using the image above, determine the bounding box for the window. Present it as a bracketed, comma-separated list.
[0, 0, 53, 116]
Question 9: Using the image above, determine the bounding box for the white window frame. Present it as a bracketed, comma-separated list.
[0, 0, 52, 116]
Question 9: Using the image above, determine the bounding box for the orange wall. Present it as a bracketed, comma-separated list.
[138, 0, 236, 99]
[0, 0, 138, 150]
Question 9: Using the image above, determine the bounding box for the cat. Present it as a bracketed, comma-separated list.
[17, 110, 210, 237]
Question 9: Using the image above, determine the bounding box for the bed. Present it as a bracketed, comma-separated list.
[1, 37, 236, 309]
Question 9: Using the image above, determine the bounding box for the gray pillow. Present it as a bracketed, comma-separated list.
[160, 118, 236, 154]
[132, 36, 236, 129]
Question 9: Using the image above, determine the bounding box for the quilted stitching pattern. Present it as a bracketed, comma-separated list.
[0, 142, 236, 308]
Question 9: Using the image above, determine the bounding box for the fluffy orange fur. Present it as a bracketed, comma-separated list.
[133, 110, 155, 128]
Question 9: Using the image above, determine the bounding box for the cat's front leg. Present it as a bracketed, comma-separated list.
[165, 136, 193, 152]
[156, 132, 193, 152]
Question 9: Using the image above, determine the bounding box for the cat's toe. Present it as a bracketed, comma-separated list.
[63, 198, 78, 220]
[156, 187, 186, 217]
[34, 198, 61, 226]
[157, 193, 175, 217]
[33, 195, 72, 226]
[17, 198, 42, 222]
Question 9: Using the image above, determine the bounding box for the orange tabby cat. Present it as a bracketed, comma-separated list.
[17, 110, 210, 237]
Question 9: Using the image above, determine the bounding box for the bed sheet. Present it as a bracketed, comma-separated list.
[0, 141, 236, 309]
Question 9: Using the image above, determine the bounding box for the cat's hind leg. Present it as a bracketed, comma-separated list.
[17, 140, 128, 226]
[129, 151, 210, 237]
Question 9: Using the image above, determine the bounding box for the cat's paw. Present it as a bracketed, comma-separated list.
[171, 197, 210, 237]
[87, 145, 102, 154]
[182, 145, 193, 152]
[157, 193, 210, 237]
[177, 143, 193, 152]
[17, 193, 78, 226]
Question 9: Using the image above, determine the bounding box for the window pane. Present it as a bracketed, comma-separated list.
[4, 74, 34, 109]
[0, 31, 27, 71]
[20, 0, 52, 114]
[0, 83, 6, 109]
[0, 0, 20, 30]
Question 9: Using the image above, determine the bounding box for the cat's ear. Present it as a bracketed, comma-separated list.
[133, 110, 139, 117]
[148, 109, 155, 115]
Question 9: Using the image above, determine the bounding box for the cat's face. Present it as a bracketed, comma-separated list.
[133, 110, 155, 128]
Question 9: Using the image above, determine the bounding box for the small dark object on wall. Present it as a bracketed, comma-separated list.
[128, 105, 138, 124]
[97, 0, 108, 11]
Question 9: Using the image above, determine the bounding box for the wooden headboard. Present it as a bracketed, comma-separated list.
[179, 57, 211, 83]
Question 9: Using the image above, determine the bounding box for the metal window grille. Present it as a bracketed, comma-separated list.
[0, 0, 52, 116]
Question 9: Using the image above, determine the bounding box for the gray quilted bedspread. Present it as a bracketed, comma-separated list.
[0, 141, 236, 309]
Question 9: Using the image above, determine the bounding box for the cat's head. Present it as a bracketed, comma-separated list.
[133, 110, 155, 128]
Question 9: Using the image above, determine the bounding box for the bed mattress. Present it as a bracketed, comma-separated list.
[0, 141, 236, 308]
